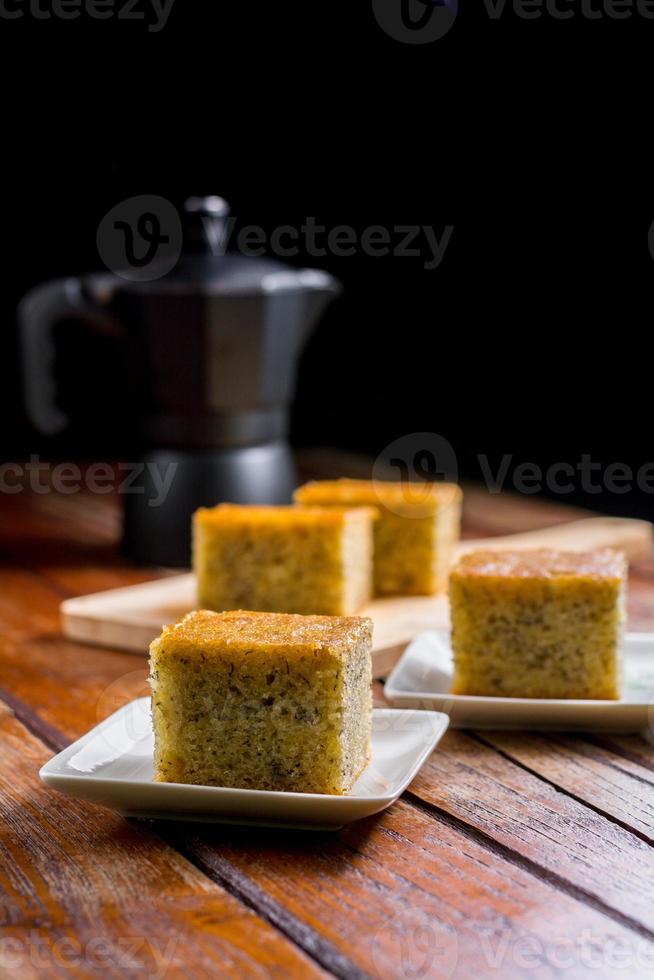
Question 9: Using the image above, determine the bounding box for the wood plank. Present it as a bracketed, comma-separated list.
[473, 731, 654, 842]
[0, 490, 169, 596]
[576, 733, 654, 778]
[159, 799, 654, 979]
[15, 667, 654, 980]
[0, 701, 328, 980]
[458, 516, 653, 563]
[407, 729, 654, 931]
[5, 488, 654, 974]
[7, 600, 654, 978]
[0, 567, 150, 737]
[460, 484, 597, 535]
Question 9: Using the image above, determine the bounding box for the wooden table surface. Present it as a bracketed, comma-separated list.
[2, 477, 654, 978]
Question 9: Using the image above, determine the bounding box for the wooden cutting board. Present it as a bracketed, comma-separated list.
[61, 516, 652, 668]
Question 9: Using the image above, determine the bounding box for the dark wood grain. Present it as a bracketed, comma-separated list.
[3, 477, 654, 977]
[475, 731, 654, 843]
[408, 730, 654, 932]
[588, 733, 654, 773]
[0, 701, 327, 979]
[159, 799, 654, 978]
[6, 598, 654, 976]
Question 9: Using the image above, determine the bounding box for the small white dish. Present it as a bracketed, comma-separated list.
[39, 699, 449, 830]
[385, 631, 654, 732]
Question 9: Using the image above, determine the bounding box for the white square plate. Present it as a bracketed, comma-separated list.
[385, 631, 654, 731]
[39, 700, 449, 830]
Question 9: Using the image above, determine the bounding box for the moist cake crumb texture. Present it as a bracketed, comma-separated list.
[449, 548, 626, 700]
[293, 478, 462, 596]
[150, 609, 373, 794]
[193, 503, 375, 616]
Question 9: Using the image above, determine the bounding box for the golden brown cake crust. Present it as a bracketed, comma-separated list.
[294, 478, 460, 515]
[195, 503, 378, 526]
[452, 548, 626, 581]
[158, 609, 373, 659]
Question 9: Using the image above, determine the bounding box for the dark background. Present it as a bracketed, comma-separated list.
[1, 1, 652, 517]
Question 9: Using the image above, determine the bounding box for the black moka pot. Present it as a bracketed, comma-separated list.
[18, 197, 341, 565]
